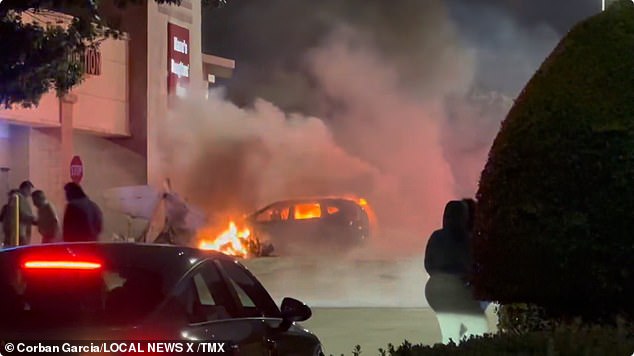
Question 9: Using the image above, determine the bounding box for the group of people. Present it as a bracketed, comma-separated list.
[424, 198, 490, 344]
[0, 180, 103, 247]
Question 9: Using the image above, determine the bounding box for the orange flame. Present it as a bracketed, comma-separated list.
[198, 221, 250, 258]
[294, 203, 322, 220]
[197, 195, 377, 257]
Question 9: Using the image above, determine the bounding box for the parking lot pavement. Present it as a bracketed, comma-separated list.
[302, 307, 441, 355]
[243, 256, 428, 308]
[244, 257, 499, 355]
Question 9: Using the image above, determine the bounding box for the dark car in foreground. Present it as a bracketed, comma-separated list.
[0, 243, 323, 355]
[245, 198, 371, 255]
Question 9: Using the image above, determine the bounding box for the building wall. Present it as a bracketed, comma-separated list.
[0, 37, 129, 136]
[3, 126, 64, 244]
[73, 132, 147, 240]
[0, 95, 60, 127]
[7, 126, 30, 190]
[0, 122, 8, 206]
[27, 128, 65, 210]
[146, 0, 205, 188]
[111, 1, 149, 160]
[73, 39, 130, 136]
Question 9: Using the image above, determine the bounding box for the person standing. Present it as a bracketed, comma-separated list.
[0, 190, 19, 247]
[32, 190, 61, 244]
[16, 181, 36, 245]
[424, 200, 488, 344]
[62, 182, 103, 242]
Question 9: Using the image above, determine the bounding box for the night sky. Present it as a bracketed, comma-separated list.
[201, 0, 601, 112]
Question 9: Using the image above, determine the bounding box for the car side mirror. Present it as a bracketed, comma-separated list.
[278, 297, 312, 331]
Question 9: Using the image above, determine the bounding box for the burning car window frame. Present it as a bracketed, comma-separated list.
[292, 202, 323, 220]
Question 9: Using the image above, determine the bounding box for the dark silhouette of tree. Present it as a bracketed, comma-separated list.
[474, 0, 634, 323]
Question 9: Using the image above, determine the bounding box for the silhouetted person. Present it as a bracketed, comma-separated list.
[17, 181, 36, 245]
[0, 190, 19, 247]
[63, 183, 103, 242]
[424, 200, 488, 343]
[32, 190, 61, 244]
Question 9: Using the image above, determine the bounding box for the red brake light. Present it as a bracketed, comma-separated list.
[23, 260, 102, 270]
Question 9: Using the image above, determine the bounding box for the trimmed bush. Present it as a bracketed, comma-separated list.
[334, 323, 634, 356]
[473, 0, 634, 323]
[495, 303, 552, 335]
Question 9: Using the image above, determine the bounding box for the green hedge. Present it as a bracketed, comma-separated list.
[472, 0, 634, 323]
[334, 323, 634, 356]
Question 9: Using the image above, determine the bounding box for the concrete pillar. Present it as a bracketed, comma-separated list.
[58, 94, 77, 205]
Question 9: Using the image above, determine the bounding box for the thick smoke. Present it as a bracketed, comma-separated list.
[157, 1, 566, 258]
[157, 90, 380, 221]
[149, 0, 575, 308]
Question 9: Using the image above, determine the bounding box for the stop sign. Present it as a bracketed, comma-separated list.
[70, 155, 83, 183]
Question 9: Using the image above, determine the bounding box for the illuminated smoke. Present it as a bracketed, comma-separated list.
[155, 0, 561, 258]
[147, 0, 569, 310]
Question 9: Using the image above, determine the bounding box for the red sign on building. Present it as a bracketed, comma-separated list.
[167, 23, 190, 96]
[70, 155, 84, 183]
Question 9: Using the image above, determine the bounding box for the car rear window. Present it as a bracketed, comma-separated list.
[0, 245, 184, 331]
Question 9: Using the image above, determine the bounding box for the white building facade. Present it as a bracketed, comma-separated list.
[0, 1, 234, 242]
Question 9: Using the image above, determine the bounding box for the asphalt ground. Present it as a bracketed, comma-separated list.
[303, 307, 440, 355]
[242, 257, 498, 355]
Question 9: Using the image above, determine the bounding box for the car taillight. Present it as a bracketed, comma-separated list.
[23, 260, 102, 270]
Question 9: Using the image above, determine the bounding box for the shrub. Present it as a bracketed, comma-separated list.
[334, 323, 634, 356]
[496, 303, 553, 335]
[473, 0, 634, 323]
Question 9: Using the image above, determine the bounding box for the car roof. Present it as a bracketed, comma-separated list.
[0, 242, 234, 275]
[256, 197, 362, 211]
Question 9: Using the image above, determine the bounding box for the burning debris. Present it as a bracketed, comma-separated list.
[197, 220, 274, 258]
[197, 221, 251, 257]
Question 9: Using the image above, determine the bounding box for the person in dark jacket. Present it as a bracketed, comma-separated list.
[424, 200, 488, 343]
[0, 190, 19, 247]
[62, 183, 103, 242]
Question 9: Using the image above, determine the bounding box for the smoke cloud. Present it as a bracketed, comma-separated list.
[145, 0, 580, 309]
[155, 0, 567, 259]
[157, 90, 380, 220]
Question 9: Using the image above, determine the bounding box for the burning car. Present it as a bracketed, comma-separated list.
[242, 197, 372, 255]
[104, 182, 374, 257]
